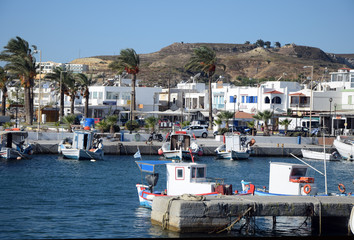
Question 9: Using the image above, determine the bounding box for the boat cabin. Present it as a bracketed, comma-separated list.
[166, 162, 215, 195]
[72, 131, 99, 150]
[269, 162, 318, 195]
[225, 134, 246, 152]
[169, 131, 191, 151]
[0, 131, 28, 149]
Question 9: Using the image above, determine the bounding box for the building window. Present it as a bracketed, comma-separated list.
[265, 96, 270, 104]
[348, 95, 352, 105]
[107, 92, 119, 100]
[176, 167, 184, 180]
[272, 96, 281, 104]
[92, 92, 97, 99]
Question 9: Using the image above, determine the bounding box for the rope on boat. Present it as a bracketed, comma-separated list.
[162, 194, 206, 230]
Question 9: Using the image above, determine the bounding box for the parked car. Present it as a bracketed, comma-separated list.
[185, 125, 208, 138]
[190, 120, 209, 128]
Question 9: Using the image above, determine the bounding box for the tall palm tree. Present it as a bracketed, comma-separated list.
[0, 36, 37, 124]
[217, 111, 234, 129]
[185, 46, 226, 130]
[109, 48, 140, 112]
[76, 73, 93, 118]
[253, 110, 273, 136]
[64, 76, 79, 114]
[279, 118, 292, 134]
[45, 67, 72, 120]
[106, 115, 118, 136]
[0, 67, 9, 116]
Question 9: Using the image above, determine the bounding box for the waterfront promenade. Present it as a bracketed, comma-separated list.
[27, 131, 337, 157]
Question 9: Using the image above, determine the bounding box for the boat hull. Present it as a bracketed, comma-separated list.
[0, 147, 32, 159]
[215, 150, 249, 160]
[162, 150, 198, 160]
[301, 149, 339, 161]
[61, 148, 103, 160]
[333, 138, 354, 160]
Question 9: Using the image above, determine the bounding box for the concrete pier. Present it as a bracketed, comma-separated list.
[150, 195, 354, 234]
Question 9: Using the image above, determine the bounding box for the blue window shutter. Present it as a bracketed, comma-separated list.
[242, 96, 245, 103]
[229, 96, 234, 102]
[255, 96, 258, 103]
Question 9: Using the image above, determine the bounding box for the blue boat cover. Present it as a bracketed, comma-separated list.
[135, 160, 172, 173]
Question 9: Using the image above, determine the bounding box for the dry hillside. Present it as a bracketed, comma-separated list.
[71, 42, 353, 87]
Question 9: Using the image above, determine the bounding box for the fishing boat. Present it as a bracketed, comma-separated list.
[215, 133, 255, 160]
[58, 130, 103, 160]
[350, 206, 354, 234]
[135, 160, 237, 208]
[0, 130, 33, 159]
[301, 148, 340, 161]
[244, 162, 319, 196]
[333, 136, 354, 161]
[157, 131, 203, 160]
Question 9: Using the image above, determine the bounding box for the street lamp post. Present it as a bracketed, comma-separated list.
[334, 103, 338, 134]
[304, 66, 313, 135]
[233, 95, 236, 130]
[329, 98, 333, 136]
[34, 49, 42, 138]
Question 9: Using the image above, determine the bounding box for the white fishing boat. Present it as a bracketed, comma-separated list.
[0, 130, 33, 159]
[135, 160, 236, 208]
[247, 162, 319, 196]
[350, 206, 354, 234]
[215, 133, 255, 160]
[333, 136, 354, 160]
[158, 131, 203, 160]
[58, 130, 103, 160]
[301, 148, 340, 161]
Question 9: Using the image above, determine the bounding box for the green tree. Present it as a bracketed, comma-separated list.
[253, 110, 272, 136]
[0, 36, 37, 124]
[217, 111, 234, 129]
[0, 67, 9, 116]
[265, 41, 271, 48]
[255, 39, 265, 48]
[275, 42, 281, 48]
[62, 114, 76, 132]
[185, 46, 226, 130]
[95, 119, 108, 133]
[247, 120, 256, 136]
[75, 73, 94, 118]
[279, 118, 292, 134]
[145, 116, 158, 132]
[109, 48, 140, 113]
[106, 115, 119, 136]
[45, 67, 73, 120]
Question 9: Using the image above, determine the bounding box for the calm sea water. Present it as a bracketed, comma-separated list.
[0, 154, 353, 239]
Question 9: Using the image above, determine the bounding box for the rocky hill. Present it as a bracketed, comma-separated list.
[71, 42, 354, 87]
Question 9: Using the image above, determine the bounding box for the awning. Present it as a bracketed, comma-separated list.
[135, 160, 172, 173]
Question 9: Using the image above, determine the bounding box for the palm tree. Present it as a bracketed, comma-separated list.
[108, 48, 140, 113]
[106, 115, 118, 136]
[253, 110, 272, 136]
[62, 114, 76, 133]
[95, 119, 108, 133]
[185, 46, 226, 130]
[145, 116, 158, 132]
[217, 111, 234, 129]
[76, 73, 94, 118]
[0, 67, 9, 116]
[64, 76, 79, 114]
[0, 36, 37, 124]
[247, 121, 256, 136]
[45, 67, 72, 120]
[279, 118, 292, 134]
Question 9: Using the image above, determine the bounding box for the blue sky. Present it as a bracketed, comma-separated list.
[1, 0, 354, 63]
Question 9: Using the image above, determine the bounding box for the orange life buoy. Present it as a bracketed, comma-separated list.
[12, 128, 21, 131]
[303, 184, 311, 194]
[249, 138, 256, 146]
[338, 183, 346, 193]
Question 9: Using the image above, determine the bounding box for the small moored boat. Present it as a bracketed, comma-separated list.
[333, 136, 354, 160]
[58, 130, 103, 160]
[0, 130, 33, 159]
[215, 133, 254, 160]
[158, 131, 203, 160]
[301, 148, 340, 161]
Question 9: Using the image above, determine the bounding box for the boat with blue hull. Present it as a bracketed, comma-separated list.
[58, 130, 103, 160]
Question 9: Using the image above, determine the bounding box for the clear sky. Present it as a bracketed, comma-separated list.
[1, 0, 354, 63]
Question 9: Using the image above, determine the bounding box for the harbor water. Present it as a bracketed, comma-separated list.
[0, 154, 353, 239]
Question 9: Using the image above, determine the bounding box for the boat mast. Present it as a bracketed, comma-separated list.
[323, 129, 328, 195]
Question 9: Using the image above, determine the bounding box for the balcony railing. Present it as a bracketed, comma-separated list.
[290, 103, 310, 108]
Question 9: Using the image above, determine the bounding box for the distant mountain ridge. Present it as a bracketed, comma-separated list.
[71, 42, 354, 87]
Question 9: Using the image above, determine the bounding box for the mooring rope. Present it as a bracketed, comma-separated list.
[216, 206, 253, 234]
